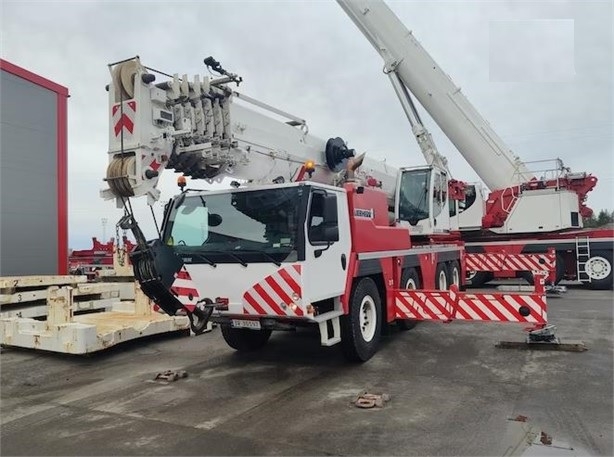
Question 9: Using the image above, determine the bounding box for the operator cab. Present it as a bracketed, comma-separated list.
[457, 183, 486, 232]
[395, 165, 450, 235]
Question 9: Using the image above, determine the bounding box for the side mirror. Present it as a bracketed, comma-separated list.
[322, 225, 339, 242]
[311, 193, 339, 254]
[175, 193, 186, 207]
[313, 226, 339, 258]
[322, 194, 338, 225]
[208, 213, 222, 227]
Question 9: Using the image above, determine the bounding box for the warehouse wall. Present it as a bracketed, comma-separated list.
[0, 61, 68, 276]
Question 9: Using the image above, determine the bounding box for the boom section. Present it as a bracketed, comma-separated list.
[336, 0, 534, 190]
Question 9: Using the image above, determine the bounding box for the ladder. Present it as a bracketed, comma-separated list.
[575, 236, 591, 283]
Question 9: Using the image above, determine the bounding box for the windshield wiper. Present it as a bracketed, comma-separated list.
[234, 249, 282, 267]
[203, 250, 248, 267]
[190, 253, 217, 267]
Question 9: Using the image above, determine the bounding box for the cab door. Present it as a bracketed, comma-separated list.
[301, 188, 352, 303]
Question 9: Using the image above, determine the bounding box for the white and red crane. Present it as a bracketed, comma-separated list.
[101, 50, 558, 360]
[100, 0, 613, 361]
[338, 0, 612, 289]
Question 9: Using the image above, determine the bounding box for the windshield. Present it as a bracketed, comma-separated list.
[398, 169, 431, 225]
[164, 187, 305, 264]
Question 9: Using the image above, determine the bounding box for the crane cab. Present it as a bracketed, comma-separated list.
[457, 183, 487, 232]
[395, 165, 451, 236]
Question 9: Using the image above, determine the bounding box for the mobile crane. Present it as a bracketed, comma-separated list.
[101, 54, 552, 361]
[338, 0, 613, 290]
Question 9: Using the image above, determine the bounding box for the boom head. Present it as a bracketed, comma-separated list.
[101, 56, 243, 206]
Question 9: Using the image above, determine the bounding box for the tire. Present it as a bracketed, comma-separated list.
[466, 271, 493, 287]
[220, 326, 272, 352]
[398, 268, 420, 331]
[447, 260, 461, 288]
[585, 250, 613, 290]
[519, 271, 534, 285]
[340, 277, 382, 362]
[435, 263, 449, 290]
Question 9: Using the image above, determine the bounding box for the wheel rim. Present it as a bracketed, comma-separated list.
[451, 266, 460, 286]
[438, 269, 447, 290]
[466, 270, 477, 281]
[359, 295, 377, 342]
[585, 256, 612, 281]
[404, 277, 417, 289]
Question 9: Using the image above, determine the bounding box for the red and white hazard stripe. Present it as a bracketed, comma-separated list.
[111, 100, 136, 137]
[171, 269, 200, 310]
[465, 251, 555, 274]
[394, 285, 547, 324]
[395, 291, 455, 321]
[153, 268, 199, 313]
[242, 265, 304, 317]
[453, 292, 546, 323]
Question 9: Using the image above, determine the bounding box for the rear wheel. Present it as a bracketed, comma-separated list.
[585, 250, 613, 290]
[220, 326, 272, 352]
[467, 271, 493, 287]
[447, 260, 461, 288]
[340, 277, 382, 362]
[435, 263, 449, 290]
[398, 268, 420, 331]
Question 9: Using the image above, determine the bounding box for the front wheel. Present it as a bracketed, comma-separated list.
[220, 326, 272, 352]
[340, 277, 382, 362]
[585, 250, 613, 290]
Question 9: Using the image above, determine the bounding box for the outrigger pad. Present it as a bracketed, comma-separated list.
[496, 325, 587, 352]
[496, 340, 587, 352]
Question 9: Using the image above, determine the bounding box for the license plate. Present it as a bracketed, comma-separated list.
[231, 319, 261, 330]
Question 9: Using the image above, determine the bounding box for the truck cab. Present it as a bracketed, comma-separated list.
[154, 182, 352, 346]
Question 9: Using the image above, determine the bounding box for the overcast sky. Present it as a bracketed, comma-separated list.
[2, 0, 612, 249]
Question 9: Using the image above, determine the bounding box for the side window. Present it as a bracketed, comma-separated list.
[459, 185, 477, 213]
[432, 172, 443, 217]
[308, 192, 337, 244]
[308, 192, 325, 244]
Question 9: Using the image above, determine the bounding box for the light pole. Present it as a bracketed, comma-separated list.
[102, 218, 108, 241]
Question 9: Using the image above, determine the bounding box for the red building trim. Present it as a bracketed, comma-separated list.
[1, 59, 70, 274]
[0, 59, 69, 96]
[57, 94, 69, 274]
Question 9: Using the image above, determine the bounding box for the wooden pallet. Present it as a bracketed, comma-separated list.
[0, 276, 121, 319]
[0, 275, 87, 290]
[0, 281, 191, 354]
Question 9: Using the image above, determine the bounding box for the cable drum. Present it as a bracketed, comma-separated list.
[135, 256, 156, 282]
[106, 156, 136, 197]
[112, 60, 141, 102]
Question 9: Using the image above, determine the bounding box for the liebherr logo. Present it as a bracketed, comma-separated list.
[354, 208, 374, 219]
